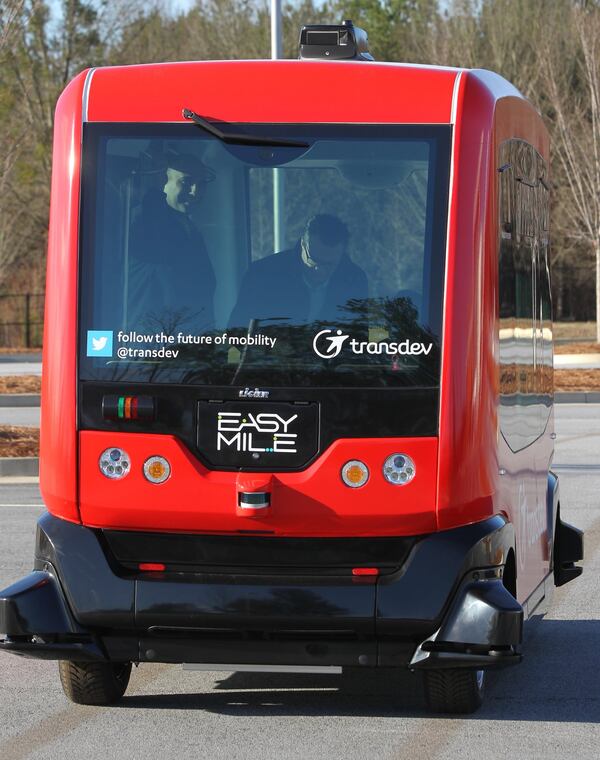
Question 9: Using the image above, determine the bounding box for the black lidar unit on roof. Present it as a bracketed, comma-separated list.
[299, 20, 374, 61]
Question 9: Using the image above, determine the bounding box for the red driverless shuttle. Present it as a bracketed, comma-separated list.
[0, 22, 583, 713]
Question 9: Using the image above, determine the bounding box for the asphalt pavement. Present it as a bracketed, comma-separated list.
[0, 405, 598, 759]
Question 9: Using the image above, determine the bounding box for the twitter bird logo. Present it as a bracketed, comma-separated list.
[87, 330, 113, 357]
[92, 336, 108, 351]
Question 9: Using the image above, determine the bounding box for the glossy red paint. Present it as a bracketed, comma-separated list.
[42, 59, 553, 603]
[87, 61, 458, 124]
[437, 70, 498, 531]
[436, 73, 549, 520]
[43, 60, 459, 532]
[435, 70, 551, 602]
[40, 70, 89, 524]
[79, 431, 438, 536]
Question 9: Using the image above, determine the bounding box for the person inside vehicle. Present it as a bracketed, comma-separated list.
[229, 213, 368, 331]
[127, 152, 216, 332]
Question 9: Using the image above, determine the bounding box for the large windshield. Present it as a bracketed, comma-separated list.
[79, 123, 450, 388]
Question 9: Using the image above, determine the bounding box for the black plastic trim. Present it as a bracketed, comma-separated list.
[376, 515, 515, 636]
[0, 512, 520, 667]
[101, 529, 417, 573]
[409, 575, 523, 670]
[80, 382, 439, 472]
[554, 513, 584, 587]
[0, 570, 83, 637]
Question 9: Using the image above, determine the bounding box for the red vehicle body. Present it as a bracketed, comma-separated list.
[0, 25, 583, 712]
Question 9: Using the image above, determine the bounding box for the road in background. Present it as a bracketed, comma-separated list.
[0, 405, 598, 760]
[0, 407, 40, 427]
[0, 364, 42, 377]
[0, 353, 42, 378]
[0, 349, 597, 384]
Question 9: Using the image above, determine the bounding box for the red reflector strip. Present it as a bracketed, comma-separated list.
[352, 567, 379, 576]
[138, 563, 166, 572]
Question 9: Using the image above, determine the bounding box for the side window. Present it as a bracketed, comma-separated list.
[498, 139, 549, 451]
[499, 143, 516, 321]
[538, 156, 553, 409]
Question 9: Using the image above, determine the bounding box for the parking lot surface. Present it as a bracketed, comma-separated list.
[0, 404, 598, 760]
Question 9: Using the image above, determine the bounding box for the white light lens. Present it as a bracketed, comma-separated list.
[99, 448, 130, 479]
[143, 456, 171, 484]
[383, 454, 416, 485]
[341, 460, 369, 488]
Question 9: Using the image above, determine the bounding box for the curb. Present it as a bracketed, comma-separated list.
[0, 354, 42, 364]
[0, 458, 39, 477]
[555, 392, 600, 403]
[0, 394, 40, 407]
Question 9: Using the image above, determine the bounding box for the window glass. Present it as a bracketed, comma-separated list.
[79, 124, 450, 388]
[498, 139, 551, 450]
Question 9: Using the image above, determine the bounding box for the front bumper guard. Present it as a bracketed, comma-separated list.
[0, 570, 105, 661]
[410, 575, 523, 670]
[1, 513, 523, 669]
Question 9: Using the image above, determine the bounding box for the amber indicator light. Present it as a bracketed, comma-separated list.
[143, 456, 171, 484]
[341, 460, 369, 488]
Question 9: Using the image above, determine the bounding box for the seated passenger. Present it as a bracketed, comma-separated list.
[229, 214, 368, 330]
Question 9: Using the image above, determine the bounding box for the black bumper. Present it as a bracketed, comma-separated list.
[0, 513, 522, 669]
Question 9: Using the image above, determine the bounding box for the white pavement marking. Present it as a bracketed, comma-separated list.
[0, 477, 39, 484]
[0, 504, 43, 507]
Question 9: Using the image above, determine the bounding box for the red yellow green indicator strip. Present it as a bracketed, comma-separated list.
[117, 396, 138, 420]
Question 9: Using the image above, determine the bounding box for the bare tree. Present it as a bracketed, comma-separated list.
[0, 0, 108, 286]
[541, 3, 600, 338]
[0, 0, 25, 52]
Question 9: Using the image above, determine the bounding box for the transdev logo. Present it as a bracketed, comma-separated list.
[312, 329, 350, 359]
[312, 328, 434, 359]
[86, 330, 113, 357]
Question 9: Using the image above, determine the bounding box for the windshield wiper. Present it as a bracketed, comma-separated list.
[182, 108, 309, 148]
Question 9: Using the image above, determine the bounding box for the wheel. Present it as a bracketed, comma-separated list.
[423, 669, 485, 714]
[58, 661, 132, 705]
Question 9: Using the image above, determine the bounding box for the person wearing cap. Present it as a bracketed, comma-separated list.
[128, 152, 216, 332]
[229, 214, 368, 330]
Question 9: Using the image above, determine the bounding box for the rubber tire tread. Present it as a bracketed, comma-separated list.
[423, 669, 484, 714]
[58, 661, 132, 705]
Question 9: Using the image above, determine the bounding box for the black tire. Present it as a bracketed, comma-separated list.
[423, 669, 485, 714]
[58, 661, 132, 705]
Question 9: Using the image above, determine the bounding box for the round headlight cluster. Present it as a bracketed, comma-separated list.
[383, 454, 415, 485]
[99, 448, 130, 479]
[341, 460, 369, 488]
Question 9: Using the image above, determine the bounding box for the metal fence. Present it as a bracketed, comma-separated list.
[0, 293, 45, 348]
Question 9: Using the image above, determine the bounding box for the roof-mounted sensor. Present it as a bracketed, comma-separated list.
[299, 20, 374, 61]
